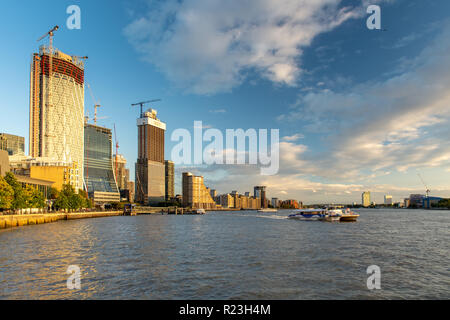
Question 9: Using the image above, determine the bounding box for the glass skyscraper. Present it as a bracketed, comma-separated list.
[0, 133, 25, 156]
[84, 123, 119, 203]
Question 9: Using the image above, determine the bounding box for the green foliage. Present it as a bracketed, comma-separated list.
[48, 187, 59, 200]
[0, 175, 14, 209]
[30, 187, 46, 208]
[435, 198, 450, 209]
[4, 172, 27, 210]
[157, 200, 181, 207]
[54, 184, 87, 211]
[1, 173, 46, 210]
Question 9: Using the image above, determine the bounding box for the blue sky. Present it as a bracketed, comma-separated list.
[1, 0, 450, 204]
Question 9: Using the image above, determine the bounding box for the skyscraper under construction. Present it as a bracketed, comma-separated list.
[29, 45, 85, 190]
[135, 109, 166, 204]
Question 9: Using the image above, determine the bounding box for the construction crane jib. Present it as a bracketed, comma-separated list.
[131, 99, 162, 118]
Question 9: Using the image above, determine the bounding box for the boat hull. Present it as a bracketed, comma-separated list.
[289, 214, 324, 221]
[339, 214, 359, 222]
[323, 216, 341, 222]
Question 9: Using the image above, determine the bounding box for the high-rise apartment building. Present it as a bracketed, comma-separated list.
[29, 46, 85, 189]
[0, 133, 25, 156]
[135, 109, 166, 204]
[362, 191, 371, 207]
[182, 172, 217, 209]
[165, 160, 174, 201]
[254, 186, 267, 208]
[384, 195, 393, 205]
[84, 123, 120, 204]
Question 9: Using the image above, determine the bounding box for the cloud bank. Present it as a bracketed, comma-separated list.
[124, 0, 363, 94]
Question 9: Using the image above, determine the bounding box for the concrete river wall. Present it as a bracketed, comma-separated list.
[0, 211, 122, 230]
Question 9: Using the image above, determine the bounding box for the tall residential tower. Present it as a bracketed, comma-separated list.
[29, 46, 85, 189]
[135, 109, 166, 204]
[362, 191, 371, 207]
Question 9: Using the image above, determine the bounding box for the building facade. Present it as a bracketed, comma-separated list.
[254, 186, 268, 208]
[0, 133, 25, 156]
[113, 154, 129, 191]
[409, 194, 424, 208]
[135, 109, 166, 205]
[216, 194, 235, 208]
[165, 160, 174, 201]
[84, 123, 120, 204]
[182, 172, 217, 209]
[0, 150, 10, 176]
[281, 199, 299, 209]
[127, 181, 135, 203]
[271, 197, 279, 208]
[8, 155, 78, 191]
[362, 191, 371, 207]
[384, 195, 393, 205]
[29, 46, 85, 189]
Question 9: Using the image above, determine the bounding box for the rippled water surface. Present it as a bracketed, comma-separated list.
[0, 209, 448, 299]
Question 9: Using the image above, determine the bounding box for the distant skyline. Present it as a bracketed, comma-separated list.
[1, 0, 450, 204]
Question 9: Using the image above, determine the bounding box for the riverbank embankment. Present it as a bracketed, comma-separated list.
[0, 211, 122, 230]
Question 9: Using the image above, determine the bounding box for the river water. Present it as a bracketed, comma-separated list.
[0, 208, 448, 299]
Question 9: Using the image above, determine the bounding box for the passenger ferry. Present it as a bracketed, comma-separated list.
[288, 208, 359, 222]
[288, 208, 327, 220]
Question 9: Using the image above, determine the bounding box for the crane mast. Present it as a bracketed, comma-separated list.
[417, 173, 431, 198]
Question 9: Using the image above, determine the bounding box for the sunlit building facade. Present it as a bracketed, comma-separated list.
[182, 172, 217, 209]
[362, 191, 371, 207]
[29, 46, 85, 189]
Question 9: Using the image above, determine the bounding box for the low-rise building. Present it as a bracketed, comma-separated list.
[9, 156, 79, 191]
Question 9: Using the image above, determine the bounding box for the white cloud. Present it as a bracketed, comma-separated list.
[177, 21, 450, 202]
[281, 133, 305, 141]
[279, 22, 450, 181]
[209, 109, 227, 114]
[124, 0, 364, 94]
